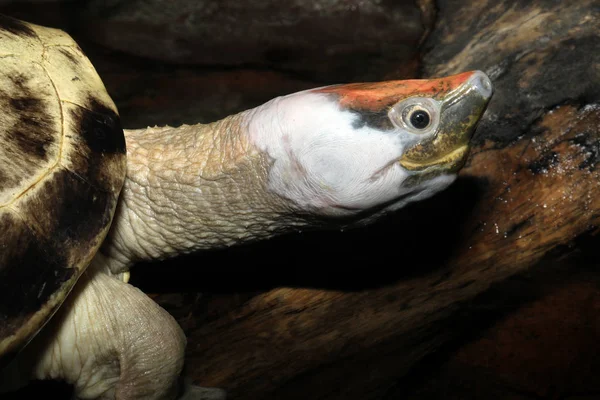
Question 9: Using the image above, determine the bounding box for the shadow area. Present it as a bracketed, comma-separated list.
[130, 176, 486, 294]
[382, 231, 600, 399]
[257, 233, 600, 400]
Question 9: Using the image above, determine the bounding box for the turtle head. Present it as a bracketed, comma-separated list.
[392, 71, 493, 175]
[248, 70, 493, 217]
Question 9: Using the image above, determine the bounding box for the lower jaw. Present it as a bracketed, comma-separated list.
[399, 145, 470, 172]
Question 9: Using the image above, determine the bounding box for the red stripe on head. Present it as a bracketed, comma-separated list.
[314, 71, 476, 112]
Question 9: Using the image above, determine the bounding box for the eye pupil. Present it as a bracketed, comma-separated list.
[410, 110, 430, 129]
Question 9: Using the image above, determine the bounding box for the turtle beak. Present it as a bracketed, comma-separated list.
[399, 70, 493, 172]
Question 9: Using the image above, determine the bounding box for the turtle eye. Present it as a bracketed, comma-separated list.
[408, 109, 431, 129]
[389, 97, 440, 135]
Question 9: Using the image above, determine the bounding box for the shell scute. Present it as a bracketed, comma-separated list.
[0, 16, 126, 363]
[0, 58, 62, 206]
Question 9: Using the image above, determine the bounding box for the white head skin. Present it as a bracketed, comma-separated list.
[247, 91, 452, 215]
[247, 69, 492, 216]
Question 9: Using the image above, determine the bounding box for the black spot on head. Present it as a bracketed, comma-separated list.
[350, 108, 394, 131]
[0, 14, 36, 38]
[73, 99, 126, 155]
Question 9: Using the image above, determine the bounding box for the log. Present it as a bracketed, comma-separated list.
[398, 259, 600, 398]
[140, 1, 598, 399]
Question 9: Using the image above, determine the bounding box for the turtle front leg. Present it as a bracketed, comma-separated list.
[5, 265, 224, 400]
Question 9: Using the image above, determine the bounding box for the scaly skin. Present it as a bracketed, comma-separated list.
[2, 71, 492, 400]
[100, 114, 300, 274]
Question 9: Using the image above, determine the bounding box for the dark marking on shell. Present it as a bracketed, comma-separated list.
[7, 96, 55, 159]
[20, 169, 115, 249]
[0, 211, 73, 350]
[10, 74, 28, 90]
[4, 72, 56, 160]
[0, 170, 7, 186]
[52, 170, 115, 246]
[0, 168, 117, 365]
[75, 98, 126, 155]
[0, 71, 57, 190]
[65, 100, 126, 192]
[0, 14, 35, 38]
[58, 48, 80, 66]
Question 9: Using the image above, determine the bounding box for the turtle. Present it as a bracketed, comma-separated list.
[0, 14, 493, 400]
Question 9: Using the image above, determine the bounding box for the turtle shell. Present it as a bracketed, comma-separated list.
[0, 16, 126, 366]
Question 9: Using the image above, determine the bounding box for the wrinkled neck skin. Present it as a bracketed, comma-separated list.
[100, 111, 306, 273]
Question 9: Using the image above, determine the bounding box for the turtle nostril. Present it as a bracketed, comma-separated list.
[470, 71, 493, 98]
